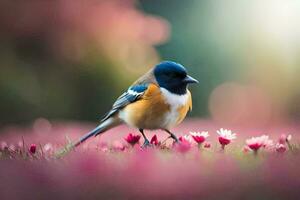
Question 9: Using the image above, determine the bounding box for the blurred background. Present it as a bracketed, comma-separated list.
[0, 0, 300, 128]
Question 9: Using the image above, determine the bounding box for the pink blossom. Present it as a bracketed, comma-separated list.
[190, 131, 209, 144]
[275, 143, 286, 153]
[246, 137, 264, 151]
[174, 134, 194, 152]
[112, 141, 126, 151]
[43, 143, 53, 152]
[279, 134, 292, 144]
[150, 135, 159, 146]
[100, 146, 109, 152]
[260, 135, 274, 149]
[29, 144, 37, 154]
[174, 140, 191, 153]
[179, 135, 194, 144]
[219, 137, 231, 146]
[18, 141, 24, 148]
[217, 128, 236, 147]
[246, 135, 274, 153]
[243, 145, 252, 153]
[124, 133, 140, 146]
[204, 142, 211, 148]
[1, 142, 8, 150]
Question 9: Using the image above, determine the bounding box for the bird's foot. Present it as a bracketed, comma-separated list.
[141, 139, 152, 148]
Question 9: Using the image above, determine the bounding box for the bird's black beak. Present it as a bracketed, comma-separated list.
[183, 75, 199, 84]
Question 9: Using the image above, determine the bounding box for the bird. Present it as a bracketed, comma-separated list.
[73, 61, 198, 148]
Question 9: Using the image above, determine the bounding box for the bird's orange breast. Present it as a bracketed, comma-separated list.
[121, 84, 169, 129]
[120, 84, 192, 129]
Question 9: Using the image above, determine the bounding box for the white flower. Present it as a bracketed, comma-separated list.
[246, 135, 272, 151]
[246, 137, 262, 145]
[43, 143, 53, 152]
[260, 135, 274, 148]
[275, 143, 286, 153]
[1, 142, 8, 150]
[179, 134, 195, 144]
[190, 131, 209, 144]
[217, 128, 236, 140]
[190, 131, 209, 138]
[246, 135, 273, 150]
[279, 134, 292, 144]
[217, 128, 237, 146]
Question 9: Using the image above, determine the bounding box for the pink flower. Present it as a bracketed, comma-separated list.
[246, 137, 264, 151]
[18, 141, 23, 148]
[179, 135, 194, 144]
[1, 142, 8, 150]
[276, 143, 286, 153]
[190, 131, 209, 144]
[29, 144, 37, 154]
[43, 143, 53, 152]
[246, 135, 274, 153]
[112, 141, 126, 151]
[124, 133, 140, 146]
[174, 140, 191, 153]
[150, 135, 159, 146]
[217, 128, 236, 147]
[204, 142, 211, 148]
[260, 135, 274, 149]
[279, 134, 292, 144]
[243, 145, 251, 153]
[100, 146, 109, 152]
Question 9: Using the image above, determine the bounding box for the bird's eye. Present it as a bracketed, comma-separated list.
[174, 73, 186, 79]
[179, 73, 186, 78]
[164, 71, 185, 79]
[168, 73, 179, 79]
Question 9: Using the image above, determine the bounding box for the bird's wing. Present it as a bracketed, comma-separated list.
[100, 84, 149, 122]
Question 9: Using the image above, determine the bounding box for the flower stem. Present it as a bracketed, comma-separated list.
[221, 144, 225, 151]
[253, 150, 258, 156]
[198, 144, 202, 150]
[287, 141, 293, 152]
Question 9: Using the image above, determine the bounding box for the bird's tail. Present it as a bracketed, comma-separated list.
[54, 117, 120, 158]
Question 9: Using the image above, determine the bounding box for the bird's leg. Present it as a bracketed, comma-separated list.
[139, 129, 151, 148]
[164, 129, 179, 143]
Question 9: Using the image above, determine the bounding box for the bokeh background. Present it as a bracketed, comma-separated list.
[1, 0, 300, 128]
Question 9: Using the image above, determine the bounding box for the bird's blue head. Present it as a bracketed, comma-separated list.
[153, 61, 198, 95]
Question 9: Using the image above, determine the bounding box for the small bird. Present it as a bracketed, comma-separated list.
[73, 61, 198, 147]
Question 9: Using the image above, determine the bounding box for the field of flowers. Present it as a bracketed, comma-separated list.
[1, 119, 300, 200]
